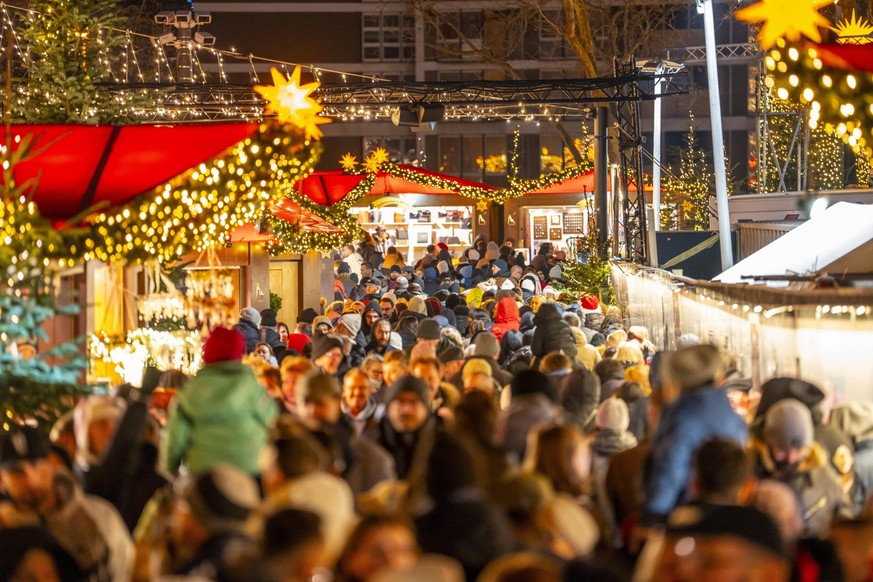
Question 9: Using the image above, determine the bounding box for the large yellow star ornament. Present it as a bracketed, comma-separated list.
[340, 153, 358, 172]
[255, 66, 332, 140]
[735, 0, 832, 49]
[363, 148, 391, 173]
[830, 10, 873, 44]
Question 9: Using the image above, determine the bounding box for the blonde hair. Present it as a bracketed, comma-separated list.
[615, 341, 645, 366]
[605, 329, 628, 350]
[539, 351, 574, 374]
[280, 356, 314, 381]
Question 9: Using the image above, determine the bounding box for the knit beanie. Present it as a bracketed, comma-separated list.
[239, 307, 261, 326]
[297, 307, 318, 325]
[311, 335, 344, 361]
[388, 375, 431, 406]
[297, 371, 341, 405]
[417, 318, 442, 340]
[473, 332, 500, 359]
[339, 314, 362, 337]
[462, 358, 492, 382]
[186, 464, 259, 533]
[260, 308, 278, 328]
[203, 327, 246, 363]
[763, 398, 814, 450]
[596, 398, 630, 432]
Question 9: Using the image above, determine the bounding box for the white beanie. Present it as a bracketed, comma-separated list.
[388, 332, 403, 351]
[596, 398, 630, 432]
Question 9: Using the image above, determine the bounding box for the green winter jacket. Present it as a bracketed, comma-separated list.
[163, 360, 278, 476]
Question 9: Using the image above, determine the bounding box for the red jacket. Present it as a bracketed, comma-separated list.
[491, 297, 520, 342]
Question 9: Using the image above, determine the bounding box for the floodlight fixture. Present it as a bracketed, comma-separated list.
[194, 31, 216, 46]
[193, 12, 212, 25]
[154, 11, 175, 25]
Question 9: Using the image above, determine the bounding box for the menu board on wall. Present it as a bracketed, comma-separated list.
[563, 213, 585, 234]
[533, 216, 548, 239]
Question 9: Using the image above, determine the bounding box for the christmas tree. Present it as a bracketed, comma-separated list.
[13, 0, 150, 123]
[0, 135, 90, 431]
[663, 119, 724, 231]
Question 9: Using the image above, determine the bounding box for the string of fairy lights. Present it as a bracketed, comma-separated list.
[735, 0, 873, 165]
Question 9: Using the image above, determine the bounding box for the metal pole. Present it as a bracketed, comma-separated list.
[595, 106, 609, 254]
[643, 67, 664, 265]
[701, 0, 734, 269]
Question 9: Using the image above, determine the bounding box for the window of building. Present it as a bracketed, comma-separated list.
[426, 10, 484, 61]
[439, 135, 508, 181]
[538, 11, 571, 60]
[364, 137, 418, 165]
[362, 13, 415, 62]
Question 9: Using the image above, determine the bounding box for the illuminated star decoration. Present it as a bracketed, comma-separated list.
[735, 0, 832, 50]
[830, 10, 873, 44]
[476, 200, 490, 212]
[254, 66, 331, 140]
[340, 153, 358, 172]
[363, 147, 390, 173]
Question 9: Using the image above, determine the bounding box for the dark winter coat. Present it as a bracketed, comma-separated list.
[530, 303, 577, 360]
[558, 368, 601, 432]
[232, 318, 261, 354]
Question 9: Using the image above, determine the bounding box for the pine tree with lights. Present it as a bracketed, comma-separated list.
[554, 232, 615, 305]
[663, 120, 720, 231]
[0, 136, 89, 431]
[14, 0, 146, 123]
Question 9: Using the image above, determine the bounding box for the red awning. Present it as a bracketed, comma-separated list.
[528, 169, 649, 194]
[4, 123, 258, 220]
[812, 43, 873, 73]
[292, 165, 496, 206]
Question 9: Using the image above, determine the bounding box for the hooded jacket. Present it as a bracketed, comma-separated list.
[360, 302, 383, 339]
[490, 297, 520, 342]
[752, 438, 853, 537]
[163, 360, 278, 476]
[530, 303, 577, 360]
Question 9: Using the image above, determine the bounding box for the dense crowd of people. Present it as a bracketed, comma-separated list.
[2, 237, 873, 582]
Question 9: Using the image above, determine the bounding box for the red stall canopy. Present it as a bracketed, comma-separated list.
[234, 165, 495, 242]
[3, 123, 258, 220]
[527, 168, 649, 195]
[293, 165, 496, 206]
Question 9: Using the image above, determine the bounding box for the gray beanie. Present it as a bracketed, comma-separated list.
[473, 332, 500, 359]
[763, 398, 814, 450]
[339, 314, 362, 337]
[240, 307, 261, 326]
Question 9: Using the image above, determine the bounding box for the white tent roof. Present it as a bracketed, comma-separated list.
[715, 202, 873, 285]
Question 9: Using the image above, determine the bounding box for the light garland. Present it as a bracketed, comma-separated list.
[333, 147, 596, 206]
[82, 122, 322, 263]
[763, 39, 873, 162]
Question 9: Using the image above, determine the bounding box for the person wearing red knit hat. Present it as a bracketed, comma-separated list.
[162, 327, 278, 477]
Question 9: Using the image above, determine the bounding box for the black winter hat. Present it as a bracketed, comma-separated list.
[260, 308, 278, 328]
[0, 425, 50, 468]
[511, 369, 557, 402]
[388, 374, 431, 406]
[756, 377, 825, 424]
[311, 336, 344, 361]
[297, 307, 319, 325]
[417, 318, 442, 340]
